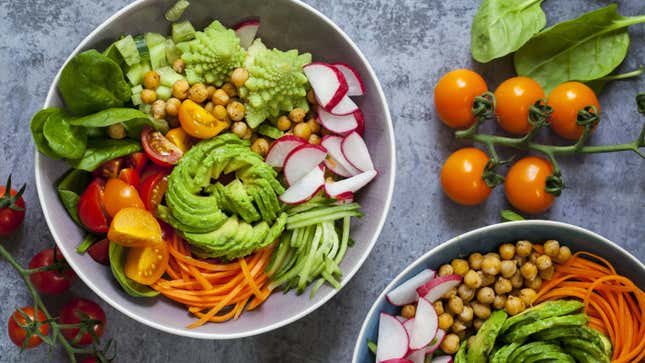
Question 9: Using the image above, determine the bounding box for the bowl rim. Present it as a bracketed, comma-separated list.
[351, 219, 645, 362]
[34, 0, 396, 339]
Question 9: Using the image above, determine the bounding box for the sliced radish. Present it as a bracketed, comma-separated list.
[233, 19, 260, 49]
[317, 106, 359, 135]
[303, 63, 348, 110]
[332, 63, 365, 96]
[430, 356, 453, 363]
[380, 359, 413, 363]
[283, 144, 327, 185]
[321, 135, 361, 176]
[425, 329, 446, 355]
[341, 131, 374, 171]
[324, 158, 353, 178]
[335, 191, 355, 201]
[376, 313, 409, 362]
[403, 318, 415, 336]
[279, 166, 324, 204]
[406, 350, 425, 363]
[395, 316, 408, 323]
[329, 95, 359, 115]
[354, 110, 365, 135]
[324, 170, 377, 198]
[416, 274, 462, 303]
[408, 298, 438, 350]
[265, 135, 305, 167]
[386, 269, 436, 306]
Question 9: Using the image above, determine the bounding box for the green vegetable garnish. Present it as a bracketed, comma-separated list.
[55, 168, 92, 228]
[467, 309, 507, 363]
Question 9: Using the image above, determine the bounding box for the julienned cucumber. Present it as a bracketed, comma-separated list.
[286, 203, 362, 229]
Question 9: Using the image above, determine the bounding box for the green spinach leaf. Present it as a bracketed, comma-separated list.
[69, 107, 167, 139]
[471, 0, 546, 63]
[69, 139, 141, 172]
[30, 108, 63, 159]
[43, 109, 87, 159]
[501, 209, 525, 222]
[109, 242, 159, 298]
[59, 49, 131, 115]
[56, 168, 92, 227]
[76, 233, 101, 254]
[514, 5, 645, 92]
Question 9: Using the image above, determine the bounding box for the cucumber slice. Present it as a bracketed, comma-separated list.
[131, 85, 143, 105]
[156, 66, 185, 87]
[257, 124, 284, 139]
[102, 43, 123, 66]
[125, 61, 151, 86]
[134, 34, 149, 59]
[165, 0, 190, 22]
[172, 20, 195, 43]
[165, 39, 181, 64]
[144, 32, 166, 47]
[156, 85, 172, 100]
[149, 43, 168, 69]
[115, 35, 141, 66]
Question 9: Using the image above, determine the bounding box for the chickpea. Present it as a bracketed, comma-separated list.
[172, 58, 185, 74]
[505, 295, 526, 316]
[500, 260, 517, 278]
[519, 288, 537, 306]
[165, 98, 181, 117]
[458, 305, 474, 322]
[212, 89, 230, 106]
[306, 118, 321, 133]
[293, 122, 312, 140]
[448, 296, 464, 315]
[493, 294, 507, 310]
[213, 105, 228, 121]
[206, 85, 216, 98]
[172, 80, 189, 100]
[401, 304, 416, 319]
[231, 122, 248, 138]
[141, 89, 157, 104]
[539, 266, 555, 280]
[151, 100, 166, 120]
[525, 276, 542, 290]
[451, 320, 467, 334]
[476, 287, 495, 304]
[441, 334, 461, 355]
[479, 271, 496, 286]
[458, 284, 475, 302]
[433, 301, 445, 316]
[556, 246, 572, 263]
[308, 134, 321, 145]
[242, 127, 252, 140]
[289, 108, 307, 123]
[464, 270, 482, 288]
[499, 243, 516, 260]
[513, 254, 526, 266]
[451, 259, 470, 276]
[438, 313, 454, 330]
[442, 288, 458, 299]
[438, 264, 454, 277]
[516, 240, 533, 257]
[544, 240, 561, 257]
[536, 255, 553, 271]
[473, 319, 484, 330]
[485, 252, 501, 260]
[230, 67, 249, 88]
[306, 89, 317, 105]
[494, 277, 513, 295]
[107, 123, 126, 139]
[203, 101, 214, 113]
[528, 251, 540, 265]
[226, 101, 245, 121]
[471, 302, 491, 319]
[277, 116, 291, 131]
[143, 70, 160, 90]
[187, 83, 208, 103]
[520, 262, 538, 281]
[481, 256, 502, 276]
[221, 82, 237, 97]
[468, 253, 484, 270]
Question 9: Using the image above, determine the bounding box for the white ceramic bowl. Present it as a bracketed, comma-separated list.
[35, 0, 395, 339]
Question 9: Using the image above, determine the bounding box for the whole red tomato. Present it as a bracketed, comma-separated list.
[59, 298, 106, 346]
[7, 306, 49, 348]
[28, 248, 76, 294]
[0, 176, 26, 236]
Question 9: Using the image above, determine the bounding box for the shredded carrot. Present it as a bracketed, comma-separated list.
[537, 251, 645, 363]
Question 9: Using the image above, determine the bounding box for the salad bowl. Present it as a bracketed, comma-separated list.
[35, 0, 395, 339]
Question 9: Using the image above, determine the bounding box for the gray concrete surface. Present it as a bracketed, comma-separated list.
[0, 0, 643, 362]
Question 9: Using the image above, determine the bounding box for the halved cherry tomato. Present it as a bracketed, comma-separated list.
[28, 248, 76, 294]
[93, 158, 122, 179]
[103, 178, 145, 218]
[125, 242, 169, 285]
[87, 238, 110, 266]
[141, 126, 183, 167]
[59, 298, 105, 346]
[118, 167, 139, 186]
[78, 179, 109, 234]
[494, 76, 545, 135]
[107, 207, 163, 247]
[8, 306, 49, 348]
[125, 152, 148, 173]
[139, 172, 169, 213]
[178, 99, 229, 139]
[548, 82, 600, 140]
[440, 147, 492, 205]
[434, 69, 488, 129]
[505, 156, 555, 214]
[166, 127, 194, 153]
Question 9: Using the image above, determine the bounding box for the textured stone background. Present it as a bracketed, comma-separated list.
[0, 0, 643, 362]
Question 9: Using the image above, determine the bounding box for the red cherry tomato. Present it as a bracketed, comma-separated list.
[28, 248, 76, 294]
[125, 152, 149, 173]
[139, 172, 169, 213]
[77, 179, 109, 234]
[141, 127, 183, 167]
[59, 298, 106, 346]
[87, 238, 110, 265]
[548, 82, 600, 140]
[93, 158, 122, 179]
[505, 156, 555, 214]
[434, 69, 488, 129]
[0, 176, 26, 236]
[494, 76, 545, 135]
[118, 167, 140, 186]
[7, 306, 49, 348]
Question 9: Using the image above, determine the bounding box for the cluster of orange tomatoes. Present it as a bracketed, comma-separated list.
[434, 69, 601, 214]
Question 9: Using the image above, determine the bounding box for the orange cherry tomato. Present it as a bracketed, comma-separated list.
[107, 207, 163, 248]
[434, 69, 488, 129]
[505, 156, 555, 214]
[103, 178, 145, 218]
[166, 127, 194, 153]
[547, 82, 600, 140]
[125, 242, 169, 285]
[494, 77, 545, 135]
[178, 100, 229, 139]
[440, 147, 492, 205]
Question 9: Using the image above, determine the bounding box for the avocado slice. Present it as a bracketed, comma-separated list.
[504, 314, 588, 343]
[501, 300, 584, 333]
[467, 309, 507, 363]
[223, 179, 261, 223]
[184, 215, 240, 257]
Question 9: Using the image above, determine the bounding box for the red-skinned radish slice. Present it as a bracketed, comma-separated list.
[329, 95, 359, 115]
[406, 350, 425, 363]
[279, 166, 324, 204]
[283, 144, 327, 185]
[304, 63, 348, 110]
[321, 135, 361, 176]
[425, 329, 446, 355]
[376, 313, 409, 362]
[233, 19, 260, 49]
[430, 356, 453, 363]
[354, 110, 365, 135]
[380, 359, 413, 363]
[416, 274, 462, 302]
[265, 135, 305, 167]
[317, 106, 360, 135]
[408, 298, 438, 350]
[325, 170, 377, 198]
[334, 191, 355, 202]
[324, 158, 353, 178]
[342, 131, 374, 172]
[403, 318, 414, 336]
[395, 316, 408, 323]
[332, 63, 365, 96]
[386, 269, 436, 306]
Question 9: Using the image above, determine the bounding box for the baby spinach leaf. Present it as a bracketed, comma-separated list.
[471, 0, 546, 63]
[69, 139, 141, 172]
[514, 5, 645, 92]
[108, 242, 159, 297]
[70, 108, 168, 139]
[30, 108, 64, 159]
[501, 209, 525, 222]
[42, 109, 87, 159]
[59, 49, 131, 116]
[56, 168, 92, 227]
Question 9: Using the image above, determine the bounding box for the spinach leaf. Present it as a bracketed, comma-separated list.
[471, 0, 546, 63]
[43, 109, 87, 159]
[501, 209, 525, 222]
[30, 108, 63, 159]
[109, 242, 159, 298]
[59, 49, 131, 116]
[69, 139, 141, 171]
[586, 66, 644, 94]
[70, 108, 167, 139]
[56, 168, 92, 227]
[76, 233, 101, 254]
[514, 5, 645, 92]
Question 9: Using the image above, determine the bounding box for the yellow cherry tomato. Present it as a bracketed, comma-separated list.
[107, 207, 163, 248]
[178, 99, 229, 139]
[441, 147, 492, 205]
[548, 82, 600, 140]
[505, 156, 555, 214]
[125, 242, 169, 285]
[434, 69, 488, 129]
[494, 77, 545, 135]
[165, 127, 194, 153]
